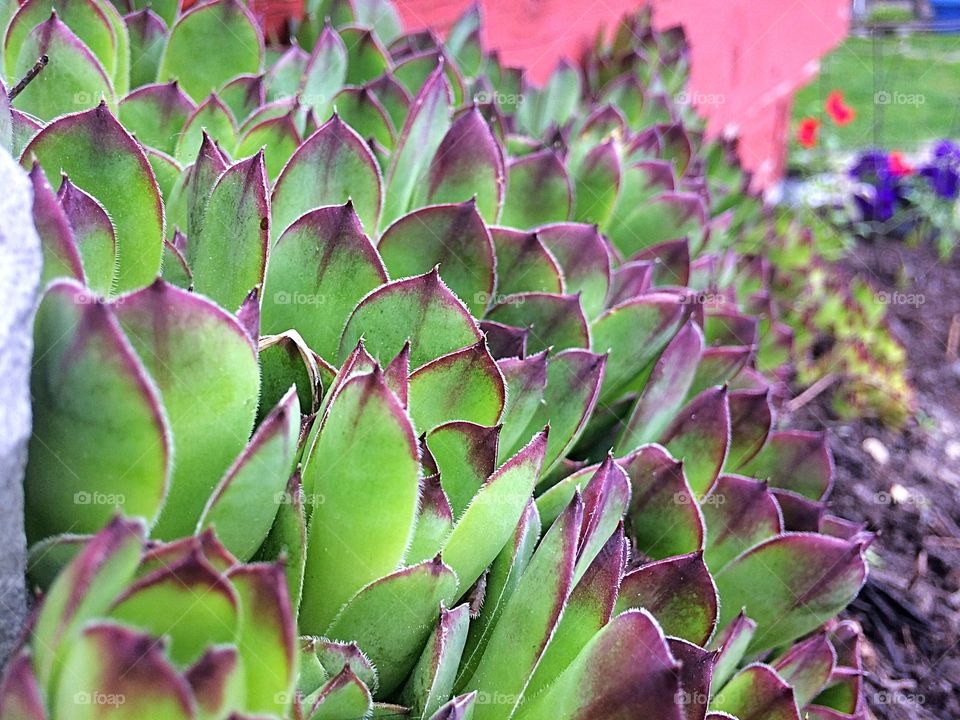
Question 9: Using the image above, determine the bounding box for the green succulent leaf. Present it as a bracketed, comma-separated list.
[332, 86, 396, 151]
[173, 129, 228, 241]
[340, 267, 483, 368]
[738, 431, 833, 500]
[591, 292, 688, 402]
[394, 49, 464, 108]
[407, 474, 455, 563]
[11, 13, 114, 121]
[525, 524, 625, 697]
[441, 430, 547, 598]
[112, 280, 260, 539]
[186, 646, 245, 720]
[272, 113, 383, 238]
[258, 470, 309, 613]
[325, 558, 458, 697]
[56, 175, 118, 295]
[175, 92, 237, 163]
[634, 238, 690, 287]
[670, 638, 717, 720]
[429, 692, 477, 720]
[403, 603, 470, 719]
[118, 81, 195, 154]
[31, 516, 145, 690]
[366, 72, 410, 130]
[26, 284, 169, 542]
[299, 25, 347, 119]
[444, 3, 481, 76]
[300, 367, 420, 634]
[55, 624, 195, 719]
[23, 102, 164, 293]
[383, 62, 451, 229]
[258, 330, 324, 421]
[409, 341, 505, 432]
[219, 72, 265, 125]
[574, 456, 631, 581]
[571, 140, 621, 225]
[146, 144, 181, 197]
[425, 421, 500, 518]
[688, 346, 752, 399]
[709, 664, 801, 720]
[513, 609, 683, 720]
[265, 44, 307, 102]
[486, 293, 589, 355]
[418, 107, 505, 221]
[701, 474, 783, 572]
[488, 228, 563, 298]
[262, 202, 386, 365]
[197, 387, 300, 561]
[727, 389, 773, 469]
[313, 638, 379, 695]
[619, 444, 705, 559]
[342, 26, 391, 85]
[661, 386, 731, 497]
[536, 223, 612, 319]
[709, 611, 757, 690]
[495, 351, 548, 462]
[188, 150, 269, 311]
[500, 150, 572, 229]
[109, 549, 239, 667]
[715, 534, 868, 653]
[5, 0, 117, 85]
[618, 319, 704, 453]
[158, 0, 264, 102]
[308, 667, 373, 720]
[229, 562, 299, 715]
[516, 60, 580, 135]
[512, 349, 606, 474]
[772, 633, 836, 708]
[456, 500, 540, 690]
[615, 551, 719, 646]
[379, 201, 495, 317]
[125, 9, 167, 90]
[463, 493, 581, 720]
[28, 163, 86, 287]
[607, 191, 705, 258]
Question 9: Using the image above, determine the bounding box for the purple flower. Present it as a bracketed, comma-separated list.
[849, 150, 899, 222]
[919, 140, 960, 200]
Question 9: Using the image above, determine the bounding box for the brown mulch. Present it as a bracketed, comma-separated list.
[787, 236, 960, 720]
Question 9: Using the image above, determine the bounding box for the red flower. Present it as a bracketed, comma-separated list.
[825, 90, 855, 126]
[797, 117, 820, 149]
[888, 151, 914, 177]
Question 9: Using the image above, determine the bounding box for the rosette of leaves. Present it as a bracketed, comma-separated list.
[0, 516, 300, 719]
[5, 2, 875, 719]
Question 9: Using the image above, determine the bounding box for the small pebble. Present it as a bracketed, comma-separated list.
[946, 440, 960, 461]
[862, 437, 890, 465]
[889, 483, 910, 504]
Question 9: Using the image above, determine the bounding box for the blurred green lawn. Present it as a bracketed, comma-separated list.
[792, 33, 960, 151]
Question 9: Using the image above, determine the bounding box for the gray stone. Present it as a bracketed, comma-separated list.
[0, 148, 41, 665]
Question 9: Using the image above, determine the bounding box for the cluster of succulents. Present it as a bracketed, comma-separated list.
[1, 1, 874, 719]
[723, 184, 915, 427]
[746, 217, 915, 426]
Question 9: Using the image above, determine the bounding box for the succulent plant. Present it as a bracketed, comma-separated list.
[2, 2, 875, 719]
[3, 516, 298, 719]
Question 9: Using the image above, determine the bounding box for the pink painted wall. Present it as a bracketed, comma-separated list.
[393, 0, 851, 188]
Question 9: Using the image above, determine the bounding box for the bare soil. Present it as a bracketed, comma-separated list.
[789, 236, 960, 720]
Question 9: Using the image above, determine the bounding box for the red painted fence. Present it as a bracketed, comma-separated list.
[248, 0, 851, 188]
[394, 0, 850, 188]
